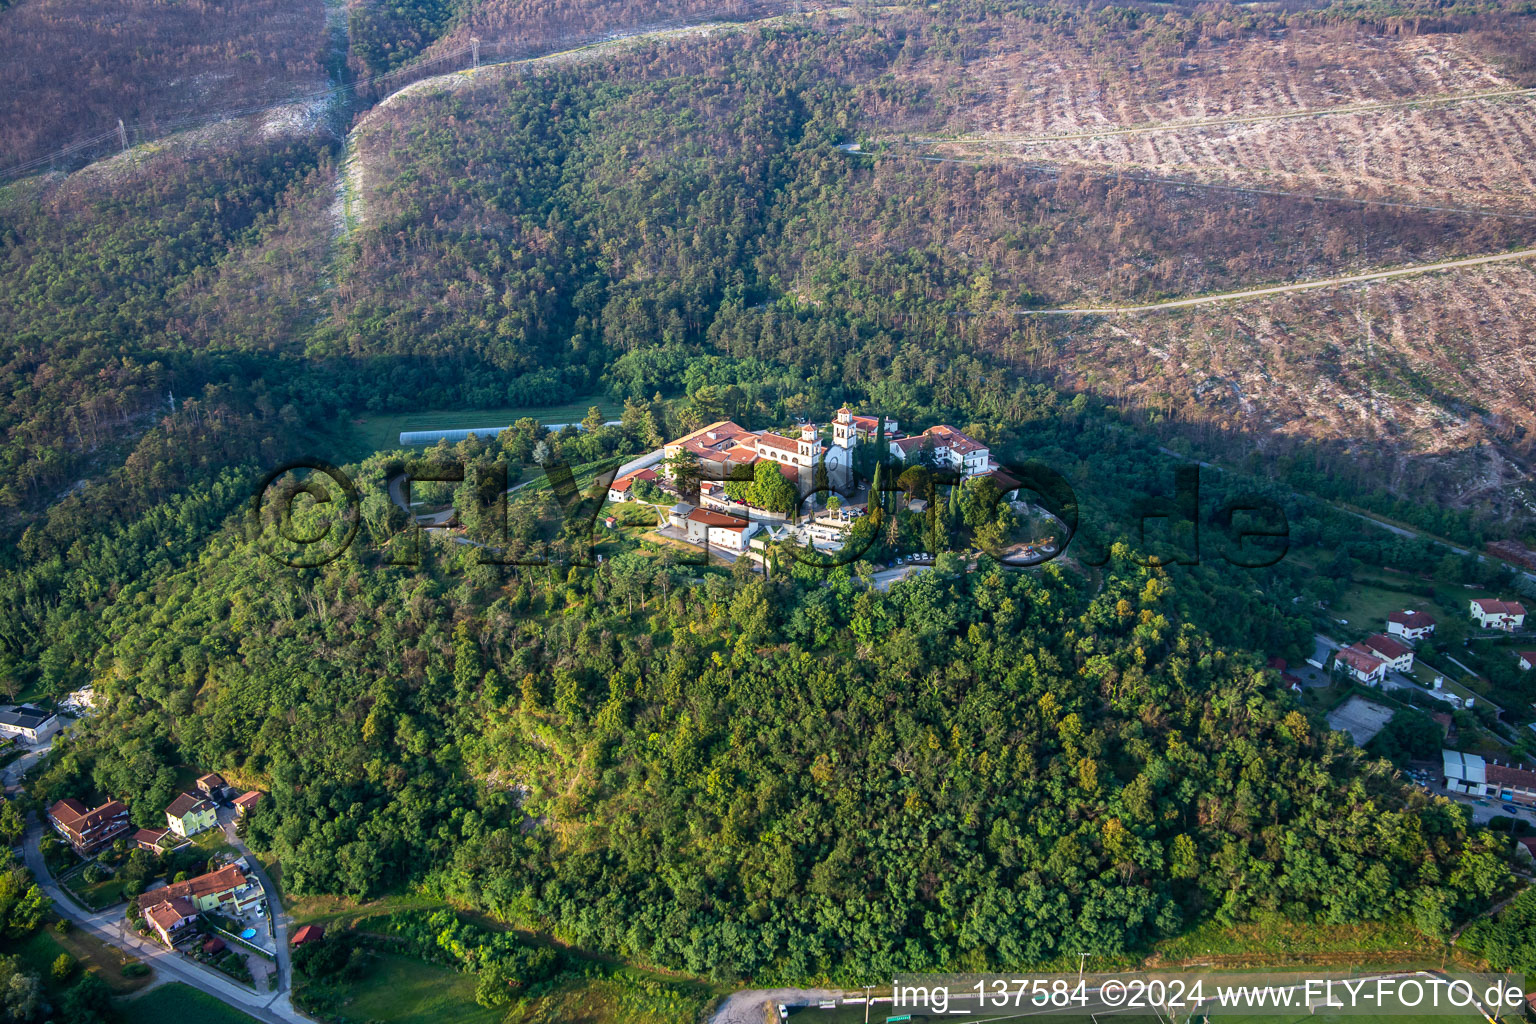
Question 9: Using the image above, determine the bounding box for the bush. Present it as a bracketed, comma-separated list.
[50, 952, 75, 983]
[122, 962, 151, 978]
[54, 918, 71, 934]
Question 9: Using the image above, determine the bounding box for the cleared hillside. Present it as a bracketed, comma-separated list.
[0, 0, 330, 169]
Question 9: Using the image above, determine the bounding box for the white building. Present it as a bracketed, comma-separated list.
[1386, 609, 1436, 641]
[1517, 651, 1535, 672]
[1470, 598, 1526, 631]
[888, 424, 991, 479]
[1335, 645, 1386, 684]
[1362, 633, 1415, 673]
[683, 507, 758, 553]
[0, 706, 61, 743]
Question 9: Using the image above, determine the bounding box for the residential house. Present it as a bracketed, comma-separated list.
[1363, 633, 1415, 673]
[0, 706, 61, 744]
[196, 773, 228, 799]
[164, 792, 217, 838]
[1517, 651, 1536, 672]
[157, 863, 256, 913]
[141, 894, 199, 945]
[1386, 609, 1436, 641]
[136, 862, 260, 945]
[1305, 637, 1335, 670]
[1335, 645, 1387, 684]
[48, 798, 131, 855]
[232, 791, 263, 816]
[683, 508, 758, 553]
[607, 467, 658, 503]
[1471, 598, 1527, 631]
[888, 424, 992, 479]
[132, 827, 172, 854]
[291, 924, 325, 946]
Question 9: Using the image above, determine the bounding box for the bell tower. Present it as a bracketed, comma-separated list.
[833, 407, 856, 450]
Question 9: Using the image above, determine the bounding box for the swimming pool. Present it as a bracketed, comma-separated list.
[240, 928, 257, 939]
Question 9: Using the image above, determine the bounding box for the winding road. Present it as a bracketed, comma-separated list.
[1018, 247, 1536, 314]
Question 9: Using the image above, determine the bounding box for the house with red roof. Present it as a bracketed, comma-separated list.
[1471, 598, 1527, 631]
[1517, 651, 1536, 672]
[1335, 645, 1387, 684]
[47, 798, 130, 855]
[292, 924, 324, 946]
[683, 507, 758, 553]
[1363, 633, 1415, 673]
[1386, 609, 1436, 641]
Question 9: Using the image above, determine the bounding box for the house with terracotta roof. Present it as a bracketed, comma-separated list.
[141, 894, 198, 945]
[195, 773, 228, 799]
[662, 419, 853, 499]
[607, 467, 659, 503]
[1335, 645, 1387, 684]
[1363, 633, 1415, 673]
[292, 924, 325, 946]
[137, 863, 259, 944]
[1518, 651, 1536, 672]
[683, 507, 758, 553]
[1386, 609, 1436, 641]
[232, 791, 263, 816]
[48, 798, 131, 855]
[132, 827, 173, 854]
[888, 424, 993, 479]
[1471, 598, 1527, 631]
[164, 792, 217, 838]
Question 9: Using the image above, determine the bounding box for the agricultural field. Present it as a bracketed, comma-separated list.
[117, 983, 260, 1024]
[346, 397, 623, 456]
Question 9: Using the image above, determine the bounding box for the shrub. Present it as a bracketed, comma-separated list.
[122, 962, 151, 978]
[54, 918, 71, 934]
[50, 952, 75, 983]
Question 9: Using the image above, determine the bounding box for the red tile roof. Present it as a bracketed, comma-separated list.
[924, 425, 987, 455]
[754, 431, 802, 454]
[292, 924, 324, 945]
[143, 895, 197, 933]
[1364, 633, 1412, 661]
[1484, 760, 1536, 789]
[686, 508, 749, 530]
[1337, 646, 1385, 675]
[1518, 651, 1536, 665]
[50, 799, 127, 834]
[233, 791, 263, 810]
[1475, 598, 1527, 616]
[133, 828, 169, 847]
[1388, 609, 1436, 628]
[158, 864, 247, 904]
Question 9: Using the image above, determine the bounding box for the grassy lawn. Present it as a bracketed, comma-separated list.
[1151, 914, 1440, 965]
[117, 982, 261, 1024]
[12, 921, 153, 996]
[346, 396, 623, 457]
[315, 952, 500, 1024]
[287, 892, 449, 932]
[506, 971, 717, 1024]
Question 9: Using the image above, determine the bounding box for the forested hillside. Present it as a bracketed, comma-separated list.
[26, 490, 1509, 977]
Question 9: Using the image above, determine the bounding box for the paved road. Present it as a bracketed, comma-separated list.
[1022, 247, 1536, 314]
[22, 821, 309, 1024]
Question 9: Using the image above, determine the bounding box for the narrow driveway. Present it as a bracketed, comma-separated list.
[222, 809, 299, 1017]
